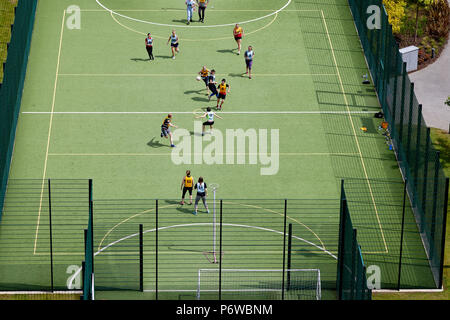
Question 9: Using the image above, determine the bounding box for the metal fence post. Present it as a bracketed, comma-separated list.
[406, 82, 415, 163]
[414, 105, 423, 191]
[421, 128, 431, 233]
[287, 223, 293, 292]
[281, 199, 287, 300]
[430, 151, 441, 259]
[337, 180, 346, 300]
[350, 229, 357, 300]
[48, 179, 54, 292]
[398, 62, 407, 144]
[139, 224, 143, 292]
[397, 179, 407, 290]
[219, 199, 223, 300]
[438, 178, 449, 289]
[155, 199, 158, 300]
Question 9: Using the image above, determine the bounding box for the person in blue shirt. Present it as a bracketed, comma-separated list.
[244, 46, 255, 79]
[167, 30, 180, 59]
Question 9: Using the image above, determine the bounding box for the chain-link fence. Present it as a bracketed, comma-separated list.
[0, 0, 38, 223]
[348, 0, 449, 289]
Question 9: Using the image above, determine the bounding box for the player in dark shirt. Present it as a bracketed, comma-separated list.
[145, 33, 154, 60]
[160, 113, 178, 147]
[207, 69, 218, 101]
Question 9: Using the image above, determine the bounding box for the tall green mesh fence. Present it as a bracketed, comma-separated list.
[0, 179, 90, 292]
[337, 182, 372, 300]
[0, 0, 38, 221]
[347, 0, 448, 289]
[83, 205, 93, 300]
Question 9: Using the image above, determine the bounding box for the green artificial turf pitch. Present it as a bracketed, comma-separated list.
[0, 0, 436, 298]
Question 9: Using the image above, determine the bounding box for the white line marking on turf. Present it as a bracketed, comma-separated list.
[96, 222, 338, 260]
[48, 153, 360, 157]
[109, 9, 280, 41]
[33, 10, 66, 255]
[22, 111, 376, 114]
[320, 10, 388, 253]
[79, 9, 321, 12]
[95, 0, 292, 28]
[58, 73, 337, 76]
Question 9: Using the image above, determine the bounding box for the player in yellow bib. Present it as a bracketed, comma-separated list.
[216, 78, 230, 110]
[180, 170, 194, 205]
[233, 24, 244, 55]
[197, 66, 210, 95]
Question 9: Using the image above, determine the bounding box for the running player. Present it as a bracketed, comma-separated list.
[197, 65, 210, 95]
[216, 79, 230, 110]
[196, 107, 223, 136]
[197, 0, 208, 22]
[193, 177, 208, 215]
[185, 0, 196, 25]
[145, 33, 154, 60]
[233, 24, 244, 55]
[160, 113, 178, 147]
[180, 170, 194, 205]
[167, 30, 180, 59]
[207, 69, 218, 101]
[244, 46, 254, 79]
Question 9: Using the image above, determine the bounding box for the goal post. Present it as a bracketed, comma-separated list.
[197, 269, 321, 300]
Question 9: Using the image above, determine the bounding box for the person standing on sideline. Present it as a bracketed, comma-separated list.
[207, 69, 218, 101]
[145, 33, 154, 60]
[196, 107, 223, 136]
[233, 24, 244, 55]
[244, 46, 254, 79]
[180, 170, 194, 205]
[167, 30, 180, 59]
[216, 79, 230, 110]
[193, 177, 209, 215]
[185, 0, 197, 25]
[160, 113, 178, 147]
[197, 0, 208, 23]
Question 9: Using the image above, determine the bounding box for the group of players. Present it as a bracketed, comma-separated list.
[149, 2, 256, 214]
[179, 170, 209, 215]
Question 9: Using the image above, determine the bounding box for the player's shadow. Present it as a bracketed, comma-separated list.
[130, 58, 151, 62]
[191, 96, 209, 102]
[147, 137, 170, 148]
[154, 55, 173, 59]
[163, 200, 196, 215]
[184, 89, 204, 95]
[176, 206, 195, 215]
[172, 19, 188, 24]
[217, 49, 235, 54]
[189, 130, 204, 137]
[228, 72, 246, 78]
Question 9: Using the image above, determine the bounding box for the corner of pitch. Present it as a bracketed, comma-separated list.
[170, 121, 279, 175]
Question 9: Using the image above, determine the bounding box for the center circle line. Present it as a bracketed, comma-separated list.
[96, 0, 291, 28]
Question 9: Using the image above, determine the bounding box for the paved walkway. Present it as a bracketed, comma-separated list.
[409, 31, 450, 131]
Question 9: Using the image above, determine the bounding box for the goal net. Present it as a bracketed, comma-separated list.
[197, 269, 321, 300]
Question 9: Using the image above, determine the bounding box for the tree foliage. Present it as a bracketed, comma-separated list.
[383, 0, 407, 33]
